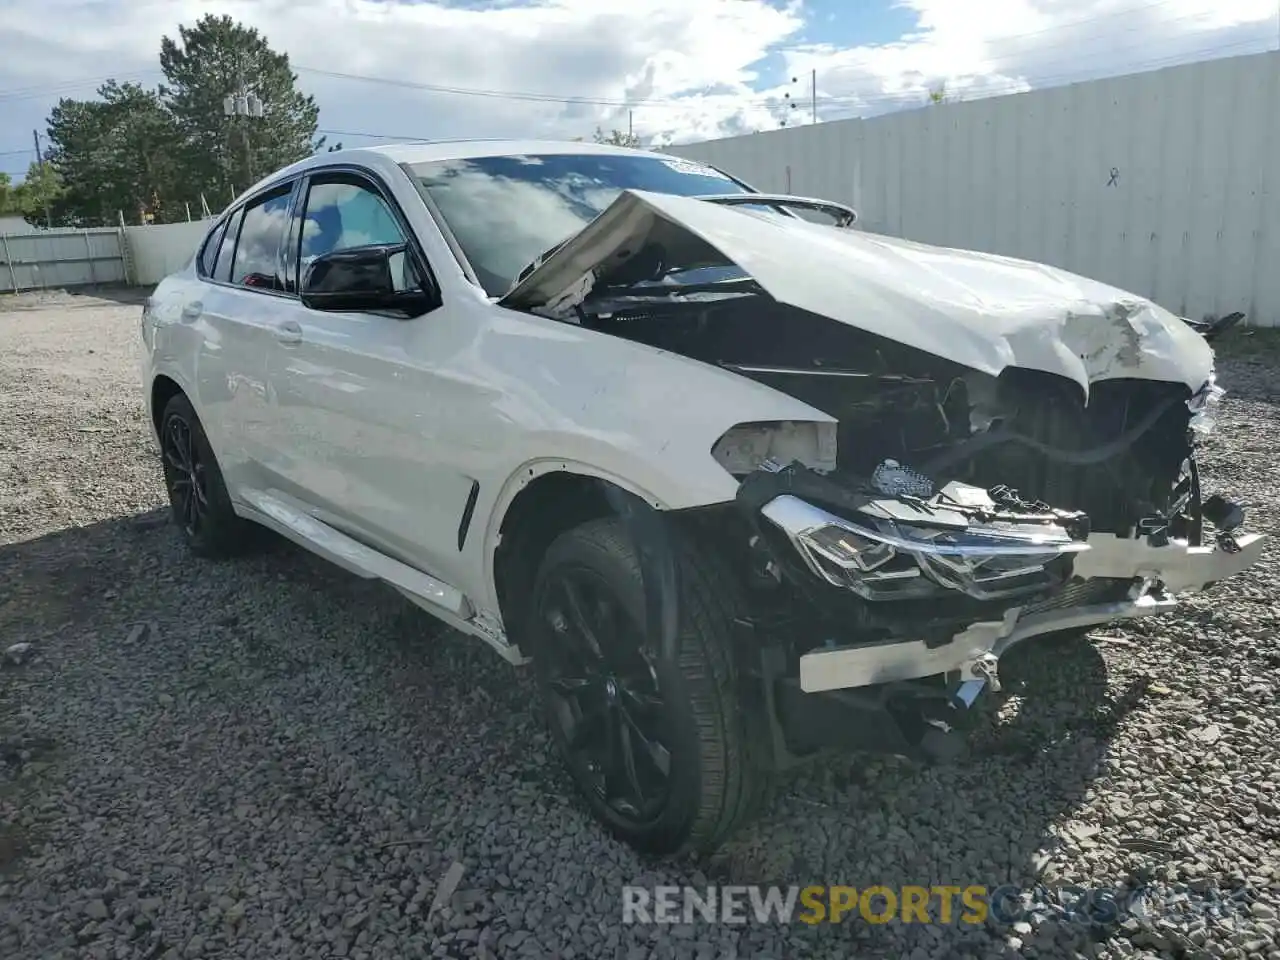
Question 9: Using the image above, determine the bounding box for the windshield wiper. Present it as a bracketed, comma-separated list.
[694, 193, 859, 228]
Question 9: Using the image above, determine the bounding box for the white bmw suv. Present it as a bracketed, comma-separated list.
[141, 139, 1263, 855]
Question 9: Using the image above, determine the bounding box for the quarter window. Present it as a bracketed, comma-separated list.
[198, 218, 227, 277]
[231, 188, 293, 291]
[212, 208, 244, 282]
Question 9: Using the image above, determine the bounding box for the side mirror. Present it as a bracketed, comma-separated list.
[300, 243, 433, 316]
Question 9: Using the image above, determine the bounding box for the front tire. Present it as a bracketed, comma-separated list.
[527, 517, 767, 856]
[159, 393, 256, 559]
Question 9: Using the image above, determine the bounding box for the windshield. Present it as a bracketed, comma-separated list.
[409, 152, 751, 297]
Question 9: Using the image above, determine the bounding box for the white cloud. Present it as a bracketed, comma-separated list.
[785, 0, 1277, 122]
[0, 0, 1276, 177]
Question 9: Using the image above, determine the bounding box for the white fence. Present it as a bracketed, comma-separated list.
[124, 219, 212, 285]
[667, 51, 1280, 327]
[0, 219, 212, 292]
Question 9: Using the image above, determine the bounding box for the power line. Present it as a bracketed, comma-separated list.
[293, 7, 1273, 115]
[0, 2, 1267, 114]
[0, 70, 161, 103]
[0, 0, 1269, 143]
[5, 34, 1261, 167]
[305, 31, 1272, 120]
[294, 65, 685, 108]
[317, 127, 431, 142]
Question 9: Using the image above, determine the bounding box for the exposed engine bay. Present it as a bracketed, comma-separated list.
[493, 185, 1266, 768]
[510, 212, 1240, 649]
[572, 268, 1207, 516]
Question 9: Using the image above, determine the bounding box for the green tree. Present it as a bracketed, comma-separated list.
[159, 14, 322, 200]
[592, 126, 642, 148]
[928, 83, 949, 104]
[0, 173, 15, 216]
[43, 80, 182, 225]
[13, 162, 66, 227]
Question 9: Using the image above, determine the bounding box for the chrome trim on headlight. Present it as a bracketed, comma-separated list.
[760, 493, 1088, 601]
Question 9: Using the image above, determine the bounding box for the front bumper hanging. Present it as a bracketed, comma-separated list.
[759, 492, 1266, 694]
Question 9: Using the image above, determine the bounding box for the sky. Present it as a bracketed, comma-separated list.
[1, 0, 1277, 179]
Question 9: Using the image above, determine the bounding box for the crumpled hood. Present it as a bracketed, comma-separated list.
[500, 189, 1214, 397]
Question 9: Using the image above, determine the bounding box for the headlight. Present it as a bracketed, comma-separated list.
[760, 485, 1088, 602]
[1187, 375, 1225, 438]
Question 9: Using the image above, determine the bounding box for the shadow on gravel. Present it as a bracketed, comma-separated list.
[65, 285, 154, 308]
[0, 508, 1155, 957]
[696, 631, 1152, 954]
[0, 284, 152, 312]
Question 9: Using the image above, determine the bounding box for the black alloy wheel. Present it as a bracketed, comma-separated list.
[158, 393, 257, 558]
[162, 412, 209, 539]
[527, 517, 768, 856]
[536, 563, 673, 826]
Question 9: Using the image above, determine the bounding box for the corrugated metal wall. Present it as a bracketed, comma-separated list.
[0, 228, 126, 292]
[667, 51, 1280, 326]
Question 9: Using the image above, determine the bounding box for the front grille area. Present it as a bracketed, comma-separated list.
[969, 374, 1193, 534]
[1021, 576, 1135, 615]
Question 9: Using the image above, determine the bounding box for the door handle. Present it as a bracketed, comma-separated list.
[275, 320, 303, 345]
[180, 301, 203, 320]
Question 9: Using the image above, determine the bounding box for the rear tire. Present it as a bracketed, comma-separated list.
[158, 394, 258, 559]
[527, 516, 767, 856]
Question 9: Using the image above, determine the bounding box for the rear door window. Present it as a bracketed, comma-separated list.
[231, 188, 293, 291]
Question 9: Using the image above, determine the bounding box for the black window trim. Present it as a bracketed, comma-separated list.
[211, 207, 245, 285]
[198, 177, 303, 300]
[291, 163, 443, 314]
[196, 217, 229, 278]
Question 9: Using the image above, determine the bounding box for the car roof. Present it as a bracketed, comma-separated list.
[240, 138, 698, 209]
[283, 139, 660, 175]
[369, 139, 660, 164]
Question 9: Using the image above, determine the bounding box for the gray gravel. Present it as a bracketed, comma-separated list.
[2, 288, 1278, 960]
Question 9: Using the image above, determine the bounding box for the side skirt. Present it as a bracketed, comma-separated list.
[233, 490, 525, 665]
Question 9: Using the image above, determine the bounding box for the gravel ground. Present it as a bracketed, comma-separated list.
[1, 288, 1278, 960]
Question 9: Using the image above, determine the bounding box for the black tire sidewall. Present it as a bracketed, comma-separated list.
[528, 519, 706, 855]
[160, 394, 242, 557]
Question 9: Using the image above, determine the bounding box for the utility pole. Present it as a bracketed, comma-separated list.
[782, 76, 799, 127]
[32, 129, 51, 228]
[223, 83, 264, 193]
[782, 72, 818, 128]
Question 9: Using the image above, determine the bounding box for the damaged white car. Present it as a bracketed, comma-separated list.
[141, 140, 1264, 856]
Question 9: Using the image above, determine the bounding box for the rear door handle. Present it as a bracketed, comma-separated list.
[180, 301, 203, 320]
[275, 320, 303, 345]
